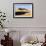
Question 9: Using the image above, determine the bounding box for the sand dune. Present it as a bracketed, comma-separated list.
[15, 8, 32, 17]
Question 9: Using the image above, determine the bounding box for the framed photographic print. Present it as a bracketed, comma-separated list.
[13, 3, 33, 18]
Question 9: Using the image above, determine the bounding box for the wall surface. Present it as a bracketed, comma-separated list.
[0, 0, 46, 46]
[0, 0, 46, 27]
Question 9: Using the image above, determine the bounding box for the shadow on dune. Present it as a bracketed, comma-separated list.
[15, 8, 30, 15]
[15, 12, 29, 15]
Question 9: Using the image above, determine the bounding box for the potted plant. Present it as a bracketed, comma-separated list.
[0, 11, 6, 28]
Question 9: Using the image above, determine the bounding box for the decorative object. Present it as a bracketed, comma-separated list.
[0, 10, 6, 28]
[1, 31, 13, 46]
[13, 3, 33, 18]
[1, 29, 13, 46]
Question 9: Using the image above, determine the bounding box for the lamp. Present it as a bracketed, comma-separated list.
[5, 29, 10, 33]
[5, 29, 10, 37]
[1, 29, 13, 46]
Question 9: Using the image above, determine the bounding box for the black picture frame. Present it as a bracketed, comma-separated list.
[13, 3, 33, 18]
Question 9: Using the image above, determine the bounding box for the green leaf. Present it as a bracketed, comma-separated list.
[0, 15, 2, 17]
[0, 12, 2, 13]
[1, 19, 6, 21]
[0, 21, 1, 23]
[3, 16, 6, 17]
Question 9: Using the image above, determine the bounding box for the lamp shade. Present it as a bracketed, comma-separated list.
[5, 29, 10, 33]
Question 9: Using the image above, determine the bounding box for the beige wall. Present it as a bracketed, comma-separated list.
[0, 0, 46, 46]
[0, 0, 46, 27]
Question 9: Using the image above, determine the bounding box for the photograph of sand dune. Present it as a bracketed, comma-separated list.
[13, 3, 33, 18]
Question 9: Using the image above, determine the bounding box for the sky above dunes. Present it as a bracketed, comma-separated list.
[15, 4, 32, 9]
